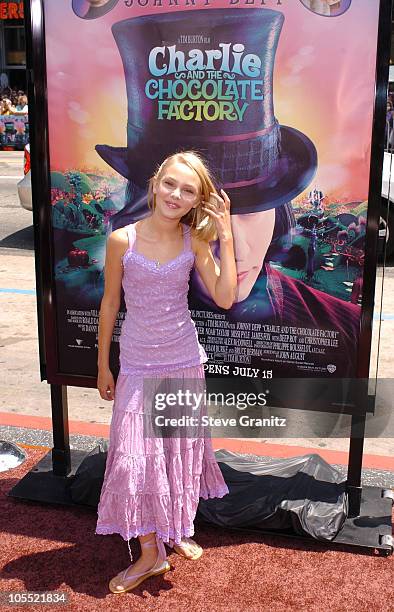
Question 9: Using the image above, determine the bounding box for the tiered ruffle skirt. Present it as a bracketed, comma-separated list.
[95, 364, 229, 545]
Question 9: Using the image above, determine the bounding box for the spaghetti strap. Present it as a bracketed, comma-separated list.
[121, 223, 137, 262]
[127, 223, 137, 253]
[182, 223, 192, 252]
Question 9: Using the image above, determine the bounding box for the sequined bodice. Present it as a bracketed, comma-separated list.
[119, 222, 208, 374]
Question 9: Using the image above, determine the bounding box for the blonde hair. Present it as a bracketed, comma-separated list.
[147, 151, 218, 242]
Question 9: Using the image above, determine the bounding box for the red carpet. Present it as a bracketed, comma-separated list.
[0, 448, 393, 612]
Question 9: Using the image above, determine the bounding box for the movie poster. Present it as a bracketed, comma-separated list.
[44, 0, 379, 380]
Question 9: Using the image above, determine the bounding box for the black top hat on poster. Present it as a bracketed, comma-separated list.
[95, 9, 318, 214]
[72, 0, 119, 20]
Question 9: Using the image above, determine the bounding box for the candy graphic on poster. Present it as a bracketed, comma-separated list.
[46, 0, 377, 379]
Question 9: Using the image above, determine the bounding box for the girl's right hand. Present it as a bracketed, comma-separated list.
[97, 367, 115, 401]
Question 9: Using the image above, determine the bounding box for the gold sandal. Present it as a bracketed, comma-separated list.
[167, 537, 203, 561]
[109, 534, 171, 594]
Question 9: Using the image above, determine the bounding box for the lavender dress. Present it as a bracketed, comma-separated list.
[95, 222, 229, 558]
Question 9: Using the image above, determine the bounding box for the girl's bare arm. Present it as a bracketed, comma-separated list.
[97, 230, 127, 371]
[193, 190, 237, 310]
[193, 236, 237, 310]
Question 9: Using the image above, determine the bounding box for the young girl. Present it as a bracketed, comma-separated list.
[96, 151, 237, 594]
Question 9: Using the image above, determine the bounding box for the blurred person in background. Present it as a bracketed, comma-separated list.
[15, 94, 28, 114]
[0, 98, 16, 115]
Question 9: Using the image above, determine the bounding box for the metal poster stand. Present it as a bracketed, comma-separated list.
[8, 0, 394, 556]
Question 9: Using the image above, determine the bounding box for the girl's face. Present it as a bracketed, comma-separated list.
[153, 161, 201, 220]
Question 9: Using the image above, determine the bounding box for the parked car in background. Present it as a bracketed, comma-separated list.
[17, 144, 32, 211]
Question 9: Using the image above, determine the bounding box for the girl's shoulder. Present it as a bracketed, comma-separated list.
[111, 225, 131, 242]
[109, 225, 133, 258]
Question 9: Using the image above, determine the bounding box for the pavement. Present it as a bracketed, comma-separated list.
[0, 151, 393, 489]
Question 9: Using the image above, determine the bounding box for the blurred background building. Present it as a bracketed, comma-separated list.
[0, 1, 26, 92]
